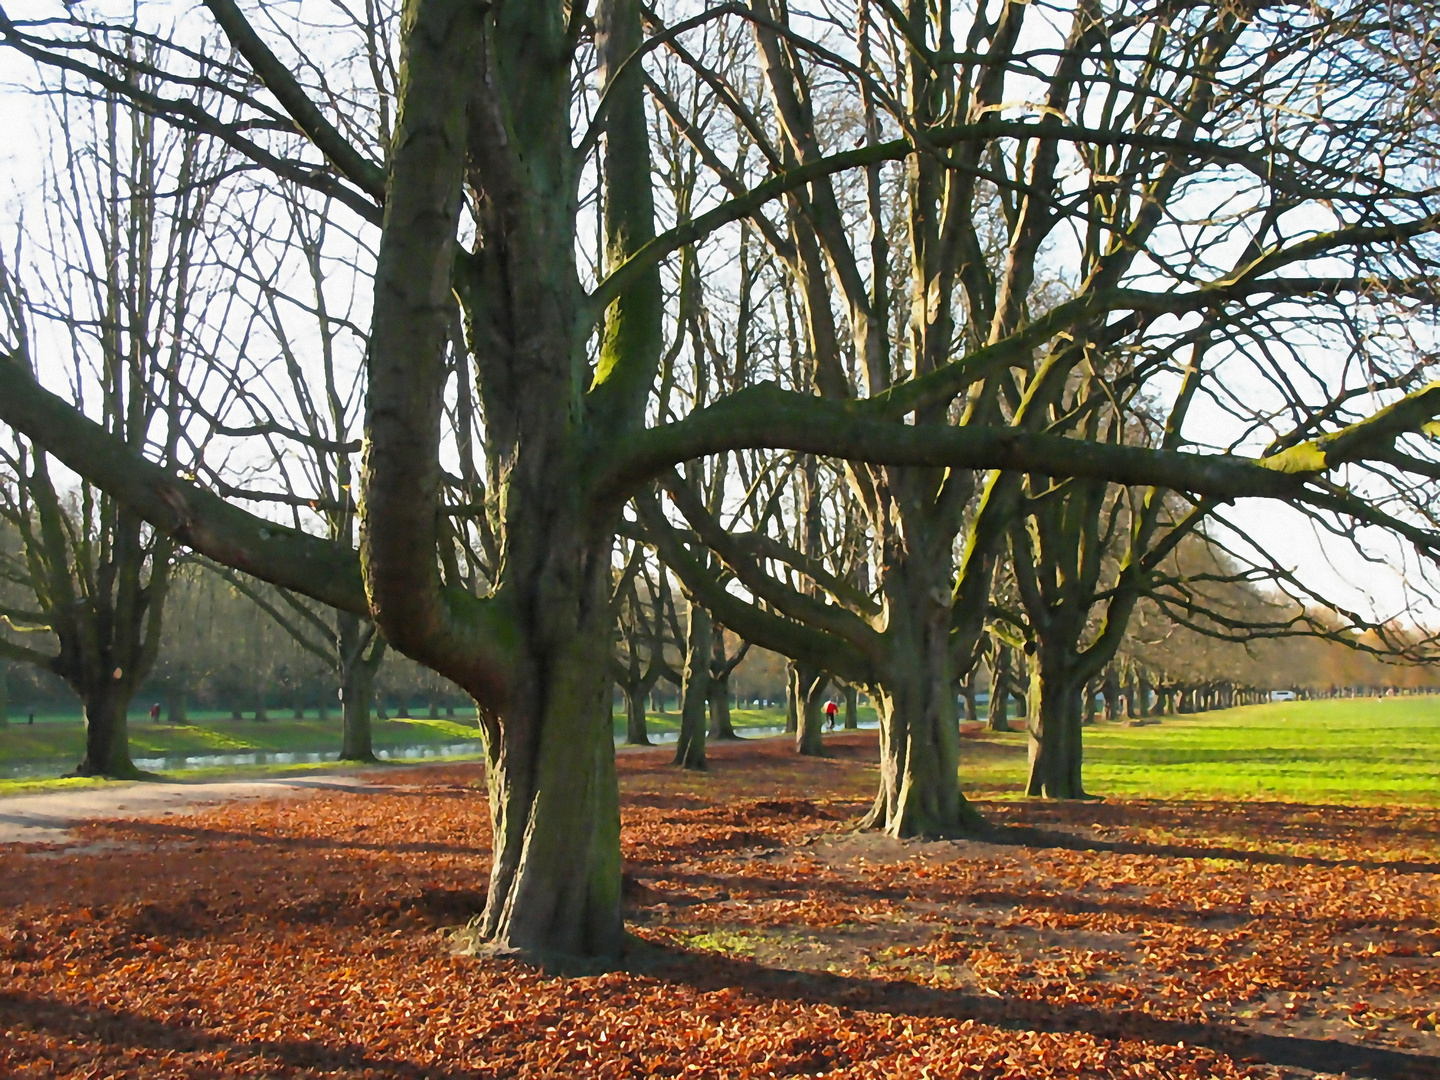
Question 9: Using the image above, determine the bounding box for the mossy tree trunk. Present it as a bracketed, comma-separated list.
[860, 559, 984, 836]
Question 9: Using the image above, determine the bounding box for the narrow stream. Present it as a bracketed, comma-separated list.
[0, 721, 881, 780]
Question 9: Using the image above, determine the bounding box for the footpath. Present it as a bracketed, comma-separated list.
[0, 774, 379, 846]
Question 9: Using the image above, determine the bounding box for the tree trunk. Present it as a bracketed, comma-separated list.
[673, 602, 710, 770]
[987, 647, 1013, 732]
[707, 676, 741, 740]
[253, 685, 269, 722]
[1101, 668, 1119, 722]
[0, 663, 8, 727]
[74, 680, 138, 778]
[960, 675, 978, 724]
[340, 662, 376, 762]
[476, 612, 623, 960]
[707, 627, 743, 740]
[862, 579, 983, 836]
[863, 670, 984, 836]
[794, 664, 828, 757]
[843, 682, 858, 730]
[1082, 678, 1097, 725]
[784, 661, 799, 734]
[1025, 653, 1091, 799]
[622, 684, 651, 745]
[1138, 675, 1152, 717]
[166, 679, 188, 725]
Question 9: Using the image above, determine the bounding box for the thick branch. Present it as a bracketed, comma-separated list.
[202, 0, 388, 202]
[593, 383, 1329, 504]
[0, 351, 368, 615]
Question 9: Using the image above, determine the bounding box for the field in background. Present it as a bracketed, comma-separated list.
[3, 697, 1436, 806]
[964, 696, 1440, 804]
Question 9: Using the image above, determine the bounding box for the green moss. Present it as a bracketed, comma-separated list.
[683, 929, 760, 955]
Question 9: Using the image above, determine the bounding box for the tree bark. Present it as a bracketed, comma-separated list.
[707, 626, 745, 740]
[1026, 653, 1092, 799]
[673, 602, 710, 769]
[707, 677, 740, 740]
[74, 680, 139, 778]
[1102, 668, 1120, 722]
[794, 664, 829, 757]
[842, 682, 858, 730]
[622, 684, 651, 745]
[784, 661, 799, 733]
[987, 647, 1013, 732]
[960, 675, 978, 724]
[476, 605, 623, 959]
[340, 662, 376, 761]
[165, 676, 188, 724]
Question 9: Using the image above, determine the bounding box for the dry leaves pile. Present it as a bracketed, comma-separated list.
[1, 732, 1437, 1079]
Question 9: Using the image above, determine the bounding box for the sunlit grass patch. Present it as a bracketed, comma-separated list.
[958, 697, 1440, 805]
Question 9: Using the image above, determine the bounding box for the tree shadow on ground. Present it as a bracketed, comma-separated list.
[0, 990, 480, 1079]
[628, 940, 1440, 1080]
[73, 818, 484, 859]
[979, 821, 1440, 876]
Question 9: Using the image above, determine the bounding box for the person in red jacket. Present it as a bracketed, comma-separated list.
[824, 698, 838, 730]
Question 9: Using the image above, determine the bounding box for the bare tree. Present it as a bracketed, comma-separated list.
[0, 64, 227, 775]
[4, 0, 1440, 959]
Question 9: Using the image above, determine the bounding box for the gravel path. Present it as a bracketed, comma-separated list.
[0, 774, 379, 846]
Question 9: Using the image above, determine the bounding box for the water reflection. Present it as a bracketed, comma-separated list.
[0, 720, 880, 780]
[0, 742, 486, 780]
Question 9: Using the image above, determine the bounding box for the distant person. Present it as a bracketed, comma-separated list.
[149, 702, 161, 724]
[824, 699, 838, 730]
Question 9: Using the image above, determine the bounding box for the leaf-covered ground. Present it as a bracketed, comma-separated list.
[2, 732, 1438, 1078]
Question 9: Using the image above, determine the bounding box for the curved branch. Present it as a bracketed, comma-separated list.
[593, 383, 1325, 504]
[634, 495, 872, 681]
[0, 351, 368, 616]
[202, 0, 388, 202]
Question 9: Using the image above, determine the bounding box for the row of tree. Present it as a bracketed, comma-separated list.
[2, 0, 1439, 959]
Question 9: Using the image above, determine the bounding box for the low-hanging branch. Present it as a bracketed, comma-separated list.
[592, 379, 1440, 510]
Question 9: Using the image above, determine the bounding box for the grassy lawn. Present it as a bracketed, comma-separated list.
[962, 695, 1440, 804]
[0, 715, 484, 771]
[9, 696, 1432, 806]
[0, 706, 875, 786]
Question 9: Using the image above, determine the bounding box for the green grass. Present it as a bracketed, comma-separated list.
[0, 774, 121, 798]
[0, 705, 870, 781]
[961, 696, 1440, 804]
[0, 715, 484, 771]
